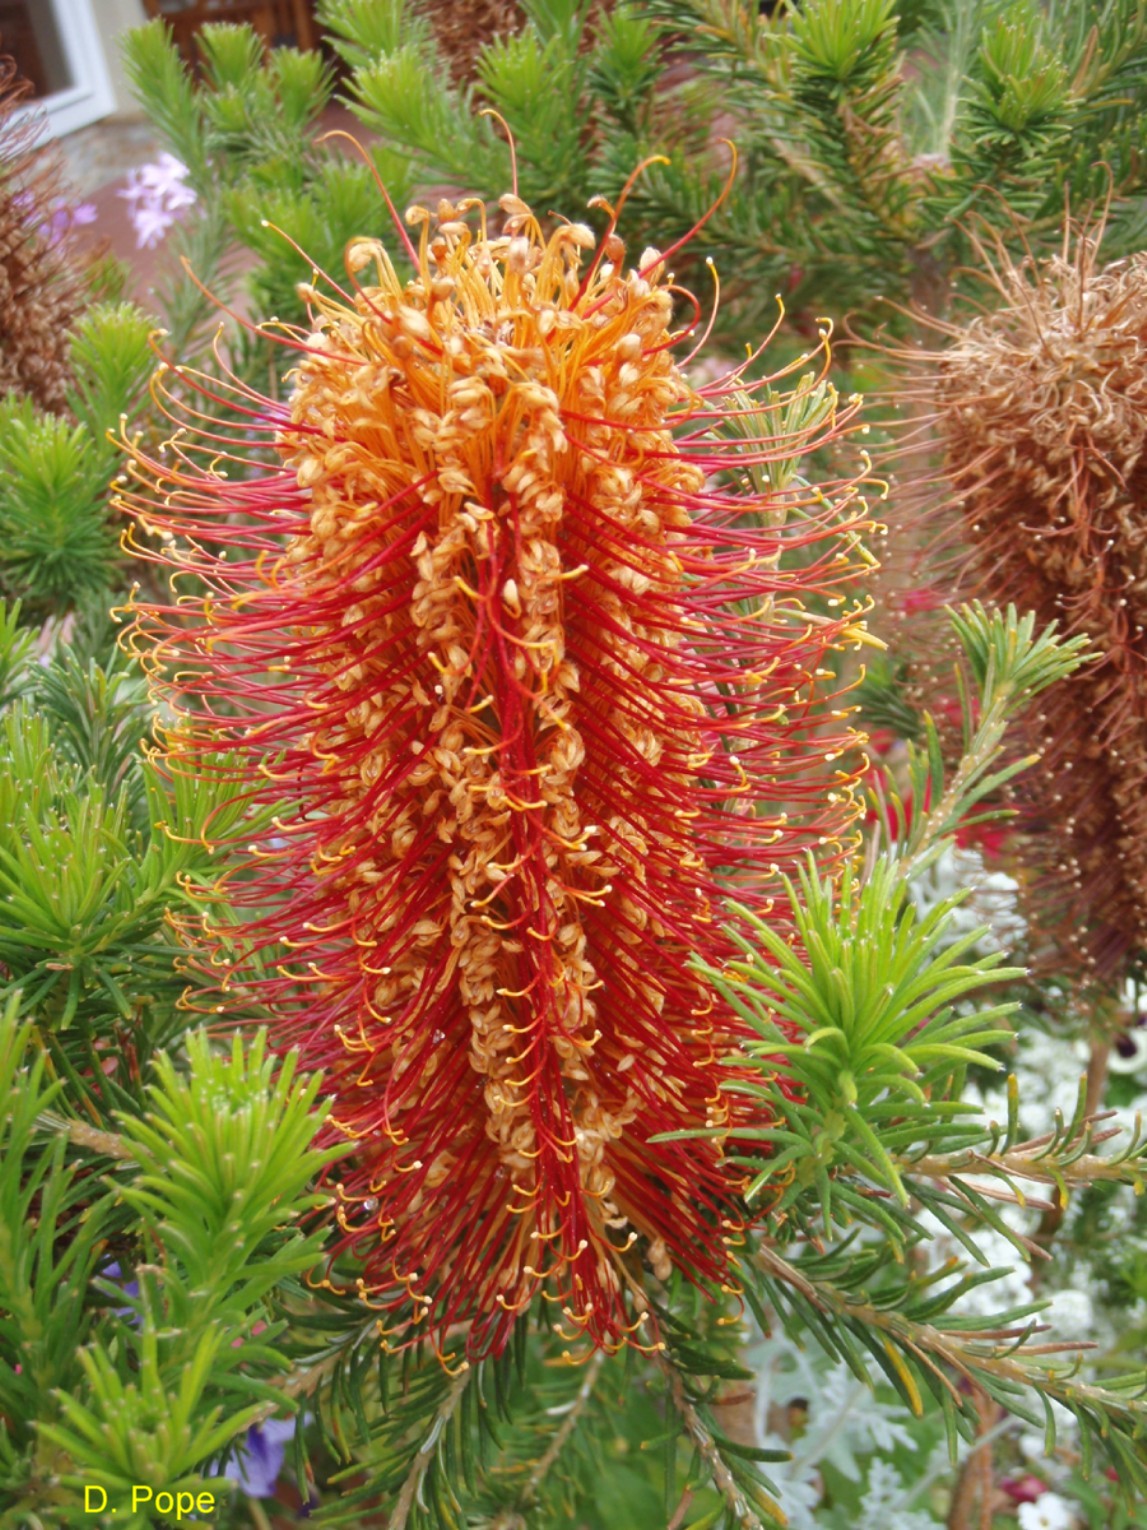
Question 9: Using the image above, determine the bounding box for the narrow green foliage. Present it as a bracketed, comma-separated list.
[319, 0, 667, 217]
[197, 29, 334, 186]
[198, 18, 266, 93]
[700, 855, 1019, 1209]
[114, 1031, 343, 1324]
[717, 377, 841, 498]
[330, 0, 1147, 334]
[476, 28, 587, 208]
[342, 45, 501, 189]
[118, 18, 210, 184]
[0, 602, 36, 708]
[0, 302, 153, 615]
[228, 160, 402, 325]
[18, 1027, 341, 1525]
[147, 196, 239, 367]
[122, 18, 358, 342]
[291, 1291, 786, 1530]
[0, 622, 250, 1117]
[44, 1332, 258, 1525]
[587, 5, 663, 131]
[0, 1000, 113, 1491]
[317, 0, 426, 66]
[889, 603, 1091, 876]
[686, 604, 1091, 1223]
[786, 0, 915, 248]
[66, 304, 154, 440]
[958, 4, 1075, 182]
[0, 402, 117, 614]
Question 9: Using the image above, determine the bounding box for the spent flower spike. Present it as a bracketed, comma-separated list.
[120, 172, 875, 1358]
[894, 225, 1147, 979]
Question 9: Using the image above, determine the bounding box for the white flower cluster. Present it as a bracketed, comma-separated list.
[908, 842, 1026, 954]
[1111, 977, 1147, 1078]
[745, 1330, 945, 1527]
[1018, 1491, 1076, 1530]
[916, 1209, 1034, 1318]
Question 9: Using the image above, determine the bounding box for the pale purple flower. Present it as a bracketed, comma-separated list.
[118, 153, 197, 249]
[129, 200, 181, 250]
[136, 152, 197, 208]
[46, 200, 97, 244]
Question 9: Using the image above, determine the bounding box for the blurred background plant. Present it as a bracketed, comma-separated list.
[313, 0, 1147, 343]
[0, 1, 1146, 1526]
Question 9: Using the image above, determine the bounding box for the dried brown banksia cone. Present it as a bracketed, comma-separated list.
[900, 225, 1147, 980]
[423, 0, 614, 83]
[0, 56, 86, 411]
[424, 0, 524, 81]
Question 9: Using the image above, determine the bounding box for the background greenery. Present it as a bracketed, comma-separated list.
[1, 2, 1146, 1525]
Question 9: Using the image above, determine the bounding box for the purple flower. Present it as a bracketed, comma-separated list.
[129, 200, 181, 250]
[118, 153, 197, 249]
[213, 1417, 298, 1500]
[99, 1260, 141, 1320]
[46, 201, 97, 244]
[11, 190, 97, 247]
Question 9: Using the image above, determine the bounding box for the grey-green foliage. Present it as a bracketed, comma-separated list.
[0, 1005, 341, 1527]
[0, 303, 152, 615]
[318, 0, 1147, 336]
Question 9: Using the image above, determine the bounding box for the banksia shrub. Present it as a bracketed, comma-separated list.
[0, 58, 86, 412]
[901, 228, 1147, 980]
[121, 181, 873, 1359]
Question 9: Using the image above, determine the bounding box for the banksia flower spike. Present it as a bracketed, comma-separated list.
[121, 172, 874, 1359]
[0, 57, 86, 411]
[893, 223, 1147, 980]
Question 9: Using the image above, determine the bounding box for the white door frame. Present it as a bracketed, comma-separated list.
[10, 0, 116, 139]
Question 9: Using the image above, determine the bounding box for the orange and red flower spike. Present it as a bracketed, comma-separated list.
[121, 190, 874, 1359]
